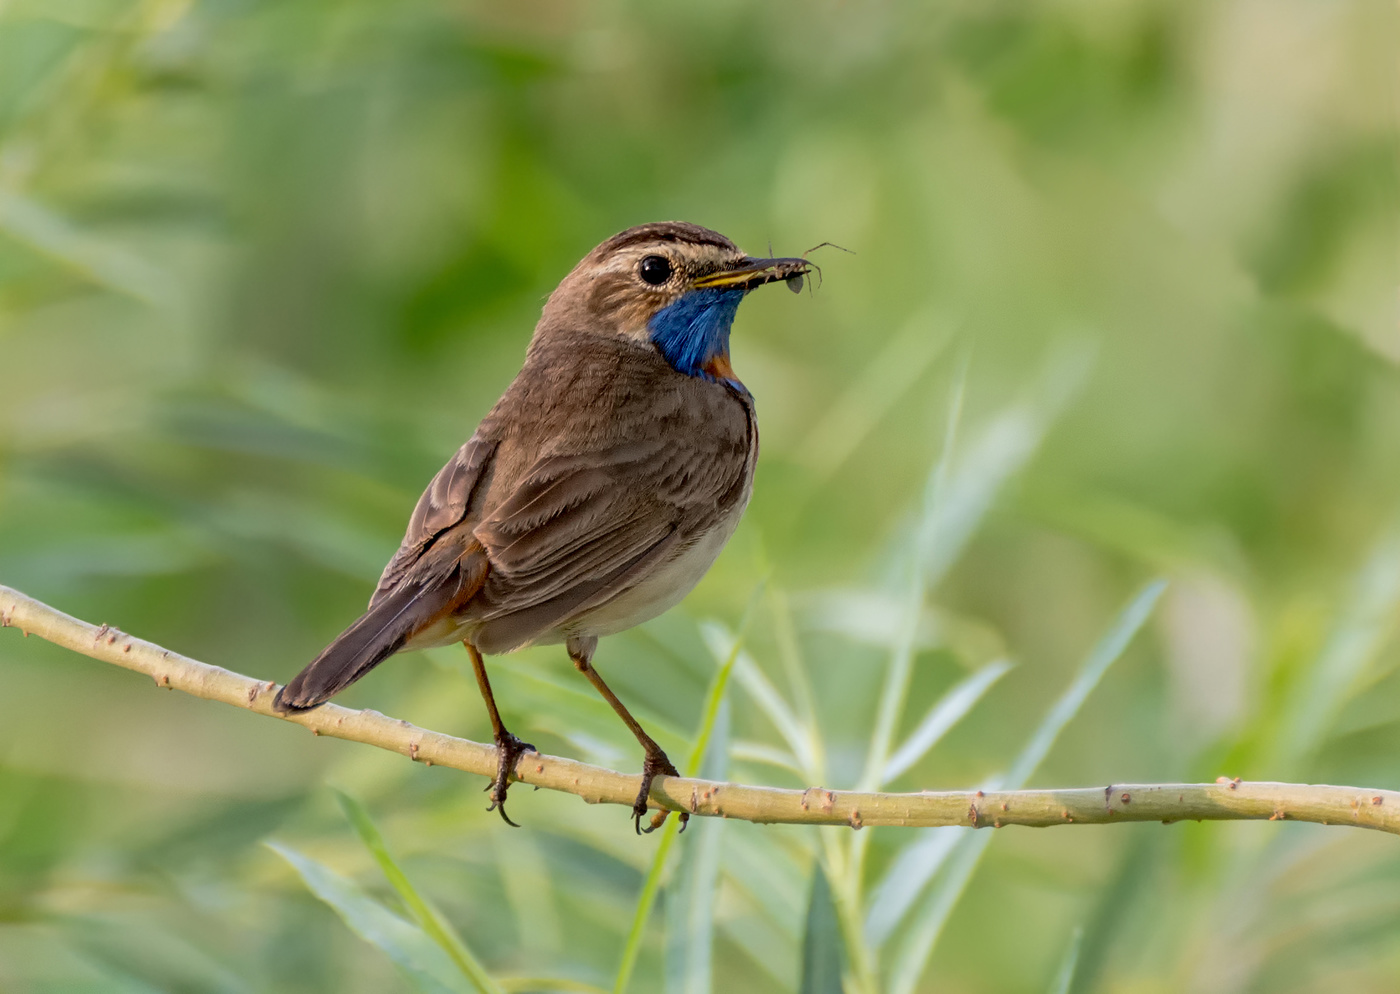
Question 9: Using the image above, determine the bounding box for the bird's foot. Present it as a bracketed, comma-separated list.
[633, 750, 688, 835]
[485, 731, 536, 828]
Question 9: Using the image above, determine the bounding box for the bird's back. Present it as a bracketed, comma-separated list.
[400, 328, 758, 654]
[274, 221, 806, 722]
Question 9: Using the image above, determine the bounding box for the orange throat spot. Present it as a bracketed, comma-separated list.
[703, 352, 737, 383]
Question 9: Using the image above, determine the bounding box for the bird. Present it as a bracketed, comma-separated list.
[273, 221, 812, 833]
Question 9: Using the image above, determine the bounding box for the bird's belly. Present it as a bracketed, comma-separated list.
[567, 508, 744, 640]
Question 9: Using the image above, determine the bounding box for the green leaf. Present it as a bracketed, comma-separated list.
[1048, 927, 1083, 994]
[861, 346, 1090, 794]
[1003, 579, 1166, 789]
[0, 189, 177, 306]
[798, 863, 845, 994]
[884, 580, 1166, 994]
[703, 621, 822, 781]
[333, 791, 504, 994]
[613, 613, 748, 994]
[266, 841, 477, 994]
[863, 828, 962, 950]
[497, 982, 610, 994]
[883, 658, 1013, 782]
[664, 701, 731, 994]
[916, 343, 1094, 589]
[1277, 521, 1400, 769]
[793, 309, 956, 482]
[857, 358, 969, 794]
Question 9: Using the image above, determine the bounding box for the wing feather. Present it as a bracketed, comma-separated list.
[371, 436, 496, 607]
[368, 333, 756, 654]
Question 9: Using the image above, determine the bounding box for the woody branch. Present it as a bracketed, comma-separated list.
[2, 584, 1396, 836]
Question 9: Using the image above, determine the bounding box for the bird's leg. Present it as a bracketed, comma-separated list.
[464, 640, 534, 827]
[567, 636, 686, 835]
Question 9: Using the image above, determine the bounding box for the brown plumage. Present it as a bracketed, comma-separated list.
[274, 221, 811, 831]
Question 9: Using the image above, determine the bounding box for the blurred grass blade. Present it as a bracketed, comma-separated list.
[1048, 927, 1083, 994]
[730, 740, 805, 777]
[614, 617, 746, 994]
[664, 701, 731, 994]
[693, 615, 752, 775]
[795, 308, 956, 481]
[858, 358, 967, 793]
[797, 588, 943, 651]
[1003, 580, 1165, 788]
[494, 826, 563, 955]
[885, 580, 1166, 994]
[334, 791, 504, 994]
[863, 828, 962, 949]
[498, 981, 610, 994]
[266, 841, 477, 994]
[1277, 520, 1400, 768]
[885, 832, 987, 994]
[769, 585, 820, 732]
[798, 863, 845, 994]
[883, 658, 1013, 783]
[919, 343, 1094, 587]
[0, 189, 177, 306]
[703, 621, 819, 778]
[720, 830, 808, 942]
[862, 346, 1089, 793]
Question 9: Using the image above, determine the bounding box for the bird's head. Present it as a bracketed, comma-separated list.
[538, 221, 811, 385]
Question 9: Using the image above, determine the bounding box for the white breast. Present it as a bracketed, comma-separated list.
[561, 498, 748, 641]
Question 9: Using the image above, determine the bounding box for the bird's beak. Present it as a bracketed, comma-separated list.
[691, 256, 812, 293]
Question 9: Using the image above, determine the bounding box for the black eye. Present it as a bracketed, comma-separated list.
[639, 255, 673, 286]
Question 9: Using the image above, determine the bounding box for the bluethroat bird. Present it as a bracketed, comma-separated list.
[275, 222, 812, 832]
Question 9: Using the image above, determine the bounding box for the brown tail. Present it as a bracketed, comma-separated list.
[274, 555, 484, 712]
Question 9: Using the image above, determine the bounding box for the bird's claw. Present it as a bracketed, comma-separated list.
[485, 732, 535, 828]
[632, 751, 687, 835]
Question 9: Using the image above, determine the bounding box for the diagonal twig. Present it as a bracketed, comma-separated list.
[2, 584, 1396, 836]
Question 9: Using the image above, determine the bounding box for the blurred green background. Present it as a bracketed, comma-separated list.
[1, 0, 1397, 991]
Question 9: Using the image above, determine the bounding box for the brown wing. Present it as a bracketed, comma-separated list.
[276, 436, 496, 711]
[369, 331, 757, 653]
[370, 436, 497, 608]
[466, 428, 750, 653]
[464, 434, 750, 655]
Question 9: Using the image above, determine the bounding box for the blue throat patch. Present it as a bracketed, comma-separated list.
[647, 287, 746, 382]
